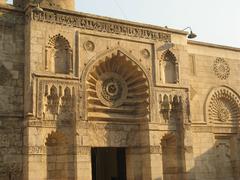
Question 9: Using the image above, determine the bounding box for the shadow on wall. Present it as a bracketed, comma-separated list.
[156, 134, 239, 180]
[190, 136, 240, 180]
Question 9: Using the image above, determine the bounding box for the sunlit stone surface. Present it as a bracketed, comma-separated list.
[0, 0, 239, 179]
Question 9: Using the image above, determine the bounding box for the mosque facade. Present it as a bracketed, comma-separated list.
[0, 0, 239, 179]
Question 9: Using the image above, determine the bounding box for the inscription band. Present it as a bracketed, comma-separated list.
[32, 10, 171, 42]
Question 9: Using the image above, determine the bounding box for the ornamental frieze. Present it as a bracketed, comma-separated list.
[31, 10, 171, 42]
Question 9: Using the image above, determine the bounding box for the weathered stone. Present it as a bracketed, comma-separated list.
[0, 1, 240, 180]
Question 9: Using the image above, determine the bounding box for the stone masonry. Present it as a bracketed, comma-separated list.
[0, 0, 239, 180]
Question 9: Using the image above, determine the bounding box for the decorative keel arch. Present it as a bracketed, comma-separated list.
[83, 48, 150, 122]
[205, 86, 240, 124]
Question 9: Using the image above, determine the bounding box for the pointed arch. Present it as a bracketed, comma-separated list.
[82, 47, 151, 86]
[47, 34, 71, 49]
[45, 34, 73, 74]
[83, 47, 151, 122]
[161, 50, 179, 84]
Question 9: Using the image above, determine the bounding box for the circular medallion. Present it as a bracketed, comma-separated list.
[141, 49, 150, 59]
[217, 106, 230, 122]
[83, 41, 95, 52]
[213, 58, 230, 80]
[96, 72, 128, 107]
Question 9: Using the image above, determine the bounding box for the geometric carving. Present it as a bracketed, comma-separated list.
[206, 86, 240, 123]
[213, 58, 230, 80]
[83, 40, 95, 52]
[0, 162, 22, 179]
[87, 50, 149, 121]
[96, 72, 128, 107]
[161, 50, 179, 84]
[45, 34, 73, 74]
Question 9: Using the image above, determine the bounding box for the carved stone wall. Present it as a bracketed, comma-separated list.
[45, 131, 75, 180]
[0, 3, 240, 180]
[215, 137, 234, 180]
[162, 133, 181, 180]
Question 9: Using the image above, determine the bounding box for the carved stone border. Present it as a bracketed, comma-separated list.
[31, 10, 171, 42]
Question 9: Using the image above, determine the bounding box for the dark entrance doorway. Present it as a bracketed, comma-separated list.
[91, 147, 127, 180]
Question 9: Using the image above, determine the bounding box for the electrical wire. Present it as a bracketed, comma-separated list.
[112, 0, 127, 19]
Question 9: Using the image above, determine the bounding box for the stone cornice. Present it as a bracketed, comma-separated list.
[188, 40, 240, 52]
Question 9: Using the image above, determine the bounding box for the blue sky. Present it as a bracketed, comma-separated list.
[7, 0, 240, 47]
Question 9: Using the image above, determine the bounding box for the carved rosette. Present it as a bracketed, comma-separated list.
[83, 40, 95, 52]
[86, 50, 149, 121]
[207, 87, 240, 123]
[213, 58, 230, 80]
[96, 72, 128, 107]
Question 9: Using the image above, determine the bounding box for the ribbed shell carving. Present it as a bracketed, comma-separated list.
[86, 51, 149, 121]
[208, 87, 240, 123]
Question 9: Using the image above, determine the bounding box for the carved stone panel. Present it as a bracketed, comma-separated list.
[86, 50, 149, 121]
[86, 123, 140, 147]
[206, 86, 240, 124]
[35, 76, 78, 122]
[159, 92, 185, 123]
[213, 58, 230, 80]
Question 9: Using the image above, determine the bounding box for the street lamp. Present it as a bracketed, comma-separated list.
[32, 0, 44, 13]
[183, 27, 197, 39]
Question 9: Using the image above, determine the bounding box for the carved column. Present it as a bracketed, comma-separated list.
[175, 62, 179, 83]
[75, 146, 92, 180]
[68, 49, 73, 74]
